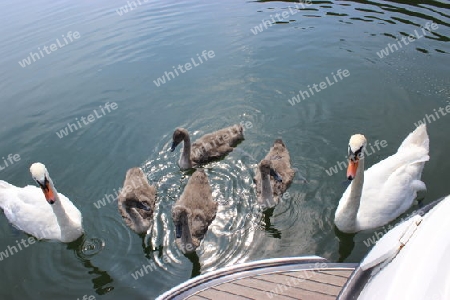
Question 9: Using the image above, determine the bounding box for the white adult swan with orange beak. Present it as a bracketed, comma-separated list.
[334, 124, 429, 233]
[0, 163, 83, 242]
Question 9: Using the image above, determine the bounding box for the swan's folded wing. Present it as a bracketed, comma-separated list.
[360, 162, 425, 229]
[2, 186, 61, 240]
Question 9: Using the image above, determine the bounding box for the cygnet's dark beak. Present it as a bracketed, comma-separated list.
[175, 224, 182, 238]
[136, 202, 151, 211]
[170, 141, 179, 152]
[270, 168, 283, 182]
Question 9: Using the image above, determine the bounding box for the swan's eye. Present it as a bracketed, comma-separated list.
[349, 146, 364, 162]
[35, 180, 44, 188]
[354, 146, 363, 159]
[35, 178, 49, 190]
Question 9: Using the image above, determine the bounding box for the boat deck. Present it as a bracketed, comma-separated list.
[157, 256, 357, 300]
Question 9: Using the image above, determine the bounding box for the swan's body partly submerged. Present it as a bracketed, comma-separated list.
[172, 169, 217, 253]
[170, 124, 244, 170]
[118, 168, 156, 234]
[254, 139, 295, 208]
[0, 163, 83, 242]
[334, 124, 429, 233]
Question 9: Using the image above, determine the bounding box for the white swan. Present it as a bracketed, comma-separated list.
[0, 163, 83, 242]
[334, 124, 429, 233]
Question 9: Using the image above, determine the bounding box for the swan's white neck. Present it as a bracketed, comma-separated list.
[260, 173, 276, 208]
[179, 134, 193, 169]
[337, 158, 365, 232]
[48, 177, 82, 242]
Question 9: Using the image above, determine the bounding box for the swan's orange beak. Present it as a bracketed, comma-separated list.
[41, 182, 56, 204]
[347, 159, 358, 181]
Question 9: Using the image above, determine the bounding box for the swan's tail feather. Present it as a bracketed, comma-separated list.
[398, 124, 429, 153]
[411, 179, 426, 192]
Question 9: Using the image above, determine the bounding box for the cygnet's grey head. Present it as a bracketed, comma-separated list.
[170, 128, 188, 152]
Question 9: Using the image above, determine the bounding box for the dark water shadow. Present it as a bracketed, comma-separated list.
[334, 226, 355, 263]
[141, 232, 163, 259]
[262, 207, 282, 238]
[68, 236, 114, 295]
[185, 251, 201, 278]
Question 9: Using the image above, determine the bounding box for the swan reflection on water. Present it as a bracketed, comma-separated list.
[71, 236, 113, 295]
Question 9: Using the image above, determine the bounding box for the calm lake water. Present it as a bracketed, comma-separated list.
[0, 0, 449, 299]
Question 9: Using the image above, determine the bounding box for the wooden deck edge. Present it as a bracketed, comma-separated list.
[157, 256, 357, 300]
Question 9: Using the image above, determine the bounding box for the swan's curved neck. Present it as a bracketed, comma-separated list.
[179, 214, 193, 253]
[124, 205, 148, 233]
[342, 158, 365, 231]
[180, 134, 192, 169]
[260, 173, 276, 208]
[48, 177, 80, 242]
